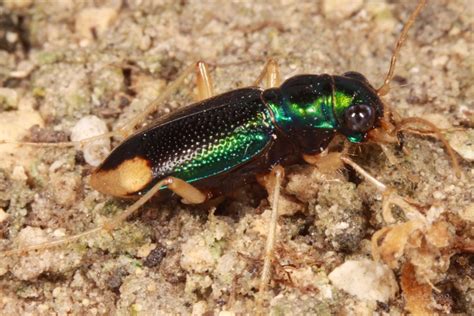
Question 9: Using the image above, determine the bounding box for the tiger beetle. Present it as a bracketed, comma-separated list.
[1, 0, 460, 296]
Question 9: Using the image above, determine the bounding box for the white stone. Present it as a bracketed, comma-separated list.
[192, 301, 208, 316]
[70, 115, 110, 166]
[328, 259, 398, 303]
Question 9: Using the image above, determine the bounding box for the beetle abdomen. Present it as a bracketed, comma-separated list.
[91, 88, 276, 197]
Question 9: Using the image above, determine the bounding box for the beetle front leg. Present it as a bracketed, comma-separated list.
[339, 156, 424, 222]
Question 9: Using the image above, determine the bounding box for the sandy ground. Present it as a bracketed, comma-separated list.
[0, 0, 472, 315]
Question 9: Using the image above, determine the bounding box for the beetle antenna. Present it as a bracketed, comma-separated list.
[377, 0, 427, 96]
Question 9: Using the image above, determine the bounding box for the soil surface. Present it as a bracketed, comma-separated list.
[0, 0, 472, 315]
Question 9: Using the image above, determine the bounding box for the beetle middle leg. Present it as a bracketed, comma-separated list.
[255, 165, 284, 304]
[195, 61, 215, 101]
[109, 59, 215, 137]
[254, 58, 281, 89]
[0, 61, 207, 148]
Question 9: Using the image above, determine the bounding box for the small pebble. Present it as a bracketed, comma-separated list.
[459, 204, 474, 222]
[192, 301, 208, 316]
[70, 115, 111, 166]
[328, 259, 398, 303]
[180, 234, 216, 273]
[144, 246, 167, 268]
[137, 243, 157, 258]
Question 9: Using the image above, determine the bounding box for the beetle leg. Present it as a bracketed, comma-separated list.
[102, 176, 207, 232]
[117, 63, 196, 136]
[1, 176, 208, 256]
[165, 176, 209, 204]
[254, 58, 281, 89]
[394, 117, 461, 178]
[195, 61, 215, 101]
[303, 152, 424, 223]
[257, 165, 284, 301]
[339, 156, 387, 192]
[340, 156, 425, 222]
[302, 150, 345, 175]
[0, 62, 198, 148]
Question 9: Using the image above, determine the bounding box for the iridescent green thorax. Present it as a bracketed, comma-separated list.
[267, 90, 354, 130]
[262, 74, 384, 153]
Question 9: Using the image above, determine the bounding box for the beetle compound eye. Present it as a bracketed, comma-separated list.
[344, 104, 375, 132]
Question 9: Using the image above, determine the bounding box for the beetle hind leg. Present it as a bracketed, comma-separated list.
[103, 176, 208, 232]
[1, 177, 208, 256]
